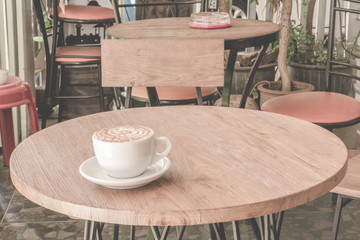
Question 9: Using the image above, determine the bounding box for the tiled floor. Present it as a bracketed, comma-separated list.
[0, 117, 359, 239]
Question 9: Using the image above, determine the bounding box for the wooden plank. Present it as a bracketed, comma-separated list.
[102, 38, 224, 87]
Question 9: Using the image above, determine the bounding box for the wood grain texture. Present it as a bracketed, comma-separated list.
[10, 106, 347, 226]
[332, 149, 360, 198]
[101, 39, 224, 87]
[106, 18, 280, 42]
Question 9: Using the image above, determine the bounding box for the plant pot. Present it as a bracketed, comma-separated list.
[288, 62, 354, 95]
[231, 62, 277, 94]
[257, 80, 315, 107]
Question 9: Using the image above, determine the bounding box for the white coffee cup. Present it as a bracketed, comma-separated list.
[92, 125, 172, 178]
[0, 69, 8, 85]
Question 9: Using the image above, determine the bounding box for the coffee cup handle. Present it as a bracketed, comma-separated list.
[152, 136, 172, 164]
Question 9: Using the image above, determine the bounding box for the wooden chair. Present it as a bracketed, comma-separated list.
[33, 0, 116, 128]
[331, 149, 360, 240]
[102, 38, 225, 107]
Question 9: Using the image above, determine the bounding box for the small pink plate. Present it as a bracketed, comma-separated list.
[0, 76, 22, 89]
[189, 23, 231, 29]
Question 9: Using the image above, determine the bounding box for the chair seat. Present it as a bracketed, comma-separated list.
[51, 5, 114, 21]
[56, 46, 101, 63]
[262, 92, 360, 126]
[131, 87, 218, 101]
[331, 149, 360, 199]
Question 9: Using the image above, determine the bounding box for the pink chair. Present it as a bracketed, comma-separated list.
[0, 76, 39, 166]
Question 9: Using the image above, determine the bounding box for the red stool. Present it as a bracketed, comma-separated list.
[0, 76, 39, 166]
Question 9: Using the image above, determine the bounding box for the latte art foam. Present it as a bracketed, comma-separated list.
[94, 125, 153, 142]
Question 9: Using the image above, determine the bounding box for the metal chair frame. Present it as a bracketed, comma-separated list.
[33, 0, 115, 128]
[326, 0, 360, 90]
[325, 1, 360, 238]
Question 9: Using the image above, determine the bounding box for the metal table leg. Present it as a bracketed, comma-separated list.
[212, 223, 227, 240]
[232, 221, 241, 240]
[250, 211, 284, 240]
[83, 221, 105, 240]
[221, 48, 238, 107]
[151, 226, 171, 240]
[221, 44, 270, 108]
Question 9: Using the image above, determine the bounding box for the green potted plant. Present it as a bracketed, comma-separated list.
[256, 0, 315, 106]
[287, 21, 353, 95]
[257, 0, 355, 106]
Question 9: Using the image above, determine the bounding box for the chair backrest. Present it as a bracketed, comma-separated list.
[101, 38, 224, 88]
[33, 0, 53, 83]
[326, 0, 359, 93]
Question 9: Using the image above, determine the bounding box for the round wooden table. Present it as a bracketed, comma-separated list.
[106, 18, 280, 108]
[10, 106, 347, 238]
[106, 17, 279, 49]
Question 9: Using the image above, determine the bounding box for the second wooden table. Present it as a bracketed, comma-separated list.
[106, 18, 280, 107]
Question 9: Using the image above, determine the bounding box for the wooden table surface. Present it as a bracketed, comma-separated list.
[106, 17, 280, 49]
[10, 106, 347, 226]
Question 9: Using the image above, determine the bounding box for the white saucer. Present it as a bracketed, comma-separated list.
[79, 156, 171, 189]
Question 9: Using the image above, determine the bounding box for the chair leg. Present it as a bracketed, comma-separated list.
[250, 218, 261, 240]
[41, 55, 51, 129]
[176, 226, 186, 240]
[112, 87, 122, 110]
[208, 224, 217, 240]
[113, 224, 119, 240]
[331, 194, 343, 240]
[332, 193, 338, 205]
[232, 221, 241, 240]
[58, 65, 65, 123]
[331, 195, 353, 240]
[98, 64, 104, 112]
[42, 61, 58, 128]
[84, 220, 92, 240]
[0, 109, 15, 167]
[196, 87, 203, 105]
[25, 84, 40, 132]
[27, 102, 40, 133]
[130, 226, 135, 240]
[41, 95, 49, 129]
